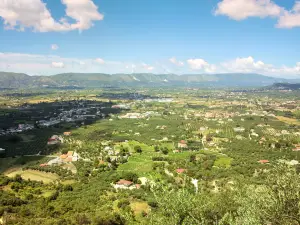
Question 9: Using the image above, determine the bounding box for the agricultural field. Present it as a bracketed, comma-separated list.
[5, 169, 59, 184]
[1, 88, 300, 224]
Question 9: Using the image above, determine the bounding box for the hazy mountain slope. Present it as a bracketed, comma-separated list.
[0, 72, 34, 88]
[0, 71, 294, 88]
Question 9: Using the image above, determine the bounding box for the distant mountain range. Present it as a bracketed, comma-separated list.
[0, 72, 299, 89]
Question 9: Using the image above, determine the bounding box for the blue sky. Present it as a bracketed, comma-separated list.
[0, 0, 300, 77]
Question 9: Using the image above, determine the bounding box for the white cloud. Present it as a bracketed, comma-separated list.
[62, 0, 104, 31]
[51, 44, 59, 50]
[95, 58, 105, 64]
[0, 52, 299, 78]
[0, 52, 159, 75]
[277, 1, 300, 28]
[142, 63, 155, 71]
[0, 0, 103, 32]
[214, 0, 283, 20]
[51, 62, 65, 68]
[187, 58, 216, 73]
[221, 56, 300, 78]
[221, 56, 273, 72]
[214, 0, 300, 29]
[169, 57, 184, 66]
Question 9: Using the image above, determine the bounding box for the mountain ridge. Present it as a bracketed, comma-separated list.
[0, 71, 297, 88]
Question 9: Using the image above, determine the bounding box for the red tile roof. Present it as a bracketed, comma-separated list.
[60, 154, 68, 159]
[66, 157, 73, 162]
[258, 160, 269, 164]
[176, 168, 186, 173]
[116, 179, 133, 186]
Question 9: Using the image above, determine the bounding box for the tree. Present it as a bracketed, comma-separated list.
[134, 146, 142, 154]
[189, 154, 196, 162]
[231, 164, 300, 225]
[162, 148, 169, 155]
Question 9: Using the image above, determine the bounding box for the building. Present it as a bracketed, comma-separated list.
[178, 140, 188, 148]
[114, 179, 140, 190]
[63, 132, 72, 136]
[47, 157, 63, 165]
[234, 127, 245, 132]
[292, 144, 300, 151]
[47, 135, 62, 145]
[176, 168, 186, 174]
[258, 160, 269, 164]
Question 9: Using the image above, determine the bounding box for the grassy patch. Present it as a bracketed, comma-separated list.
[61, 179, 77, 185]
[117, 141, 156, 175]
[5, 169, 59, 184]
[276, 116, 300, 125]
[0, 156, 44, 173]
[214, 157, 233, 168]
[130, 201, 150, 216]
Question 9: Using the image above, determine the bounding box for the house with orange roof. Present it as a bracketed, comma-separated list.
[60, 154, 68, 159]
[292, 144, 300, 151]
[178, 140, 188, 148]
[66, 157, 73, 162]
[258, 160, 269, 164]
[176, 168, 186, 174]
[114, 179, 140, 190]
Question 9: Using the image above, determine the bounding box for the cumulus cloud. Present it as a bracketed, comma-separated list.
[277, 1, 300, 28]
[62, 0, 104, 31]
[51, 62, 65, 68]
[221, 56, 300, 77]
[214, 0, 300, 29]
[221, 56, 273, 73]
[95, 58, 105, 64]
[0, 0, 103, 32]
[214, 0, 283, 20]
[142, 63, 155, 71]
[187, 58, 216, 73]
[51, 44, 59, 50]
[169, 57, 184, 66]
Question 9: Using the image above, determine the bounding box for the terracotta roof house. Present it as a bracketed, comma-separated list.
[66, 156, 73, 162]
[176, 168, 186, 174]
[60, 154, 68, 159]
[116, 179, 133, 186]
[292, 144, 300, 151]
[178, 140, 188, 148]
[47, 135, 61, 145]
[113, 179, 141, 190]
[67, 151, 74, 157]
[63, 132, 72, 136]
[258, 160, 269, 164]
[40, 163, 48, 167]
[99, 160, 106, 165]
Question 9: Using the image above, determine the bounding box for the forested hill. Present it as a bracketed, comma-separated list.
[0, 71, 292, 88]
[266, 83, 300, 90]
